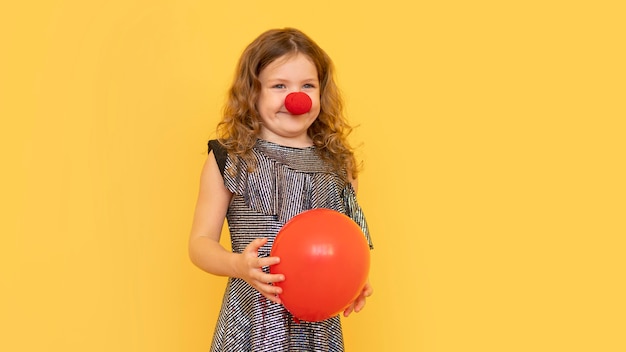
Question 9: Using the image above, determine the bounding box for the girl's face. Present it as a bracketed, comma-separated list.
[256, 53, 320, 148]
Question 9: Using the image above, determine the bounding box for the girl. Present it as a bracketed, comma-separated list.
[189, 28, 374, 351]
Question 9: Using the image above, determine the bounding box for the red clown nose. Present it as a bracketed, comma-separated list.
[284, 92, 313, 115]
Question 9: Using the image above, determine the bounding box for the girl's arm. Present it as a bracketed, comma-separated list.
[188, 151, 284, 304]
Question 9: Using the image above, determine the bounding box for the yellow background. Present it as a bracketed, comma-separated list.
[2, 0, 624, 351]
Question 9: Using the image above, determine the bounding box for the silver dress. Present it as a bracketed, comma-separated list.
[208, 139, 373, 352]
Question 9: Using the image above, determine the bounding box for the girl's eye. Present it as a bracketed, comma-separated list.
[303, 84, 316, 89]
[272, 84, 286, 89]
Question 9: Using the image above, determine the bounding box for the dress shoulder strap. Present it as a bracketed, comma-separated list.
[207, 139, 228, 176]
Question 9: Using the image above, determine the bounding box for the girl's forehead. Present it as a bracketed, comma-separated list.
[263, 53, 317, 72]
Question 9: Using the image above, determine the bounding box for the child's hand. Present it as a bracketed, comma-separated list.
[235, 237, 285, 304]
[343, 281, 373, 317]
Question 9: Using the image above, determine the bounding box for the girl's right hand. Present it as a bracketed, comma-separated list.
[235, 237, 285, 304]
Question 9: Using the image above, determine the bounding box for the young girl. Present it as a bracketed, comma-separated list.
[189, 28, 374, 351]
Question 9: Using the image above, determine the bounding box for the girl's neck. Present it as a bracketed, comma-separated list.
[257, 133, 313, 149]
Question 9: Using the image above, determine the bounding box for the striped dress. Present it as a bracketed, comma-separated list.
[208, 139, 373, 352]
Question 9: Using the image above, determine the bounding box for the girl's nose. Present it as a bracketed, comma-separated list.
[284, 92, 312, 115]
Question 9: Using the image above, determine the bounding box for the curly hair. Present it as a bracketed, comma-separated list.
[216, 28, 359, 179]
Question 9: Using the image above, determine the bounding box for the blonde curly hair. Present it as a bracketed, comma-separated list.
[216, 28, 359, 179]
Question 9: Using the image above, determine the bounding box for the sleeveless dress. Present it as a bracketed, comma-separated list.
[208, 139, 373, 352]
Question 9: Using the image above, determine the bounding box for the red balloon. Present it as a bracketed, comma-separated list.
[284, 91, 312, 115]
[270, 208, 370, 322]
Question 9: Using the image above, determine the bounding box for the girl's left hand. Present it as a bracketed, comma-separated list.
[343, 281, 373, 317]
